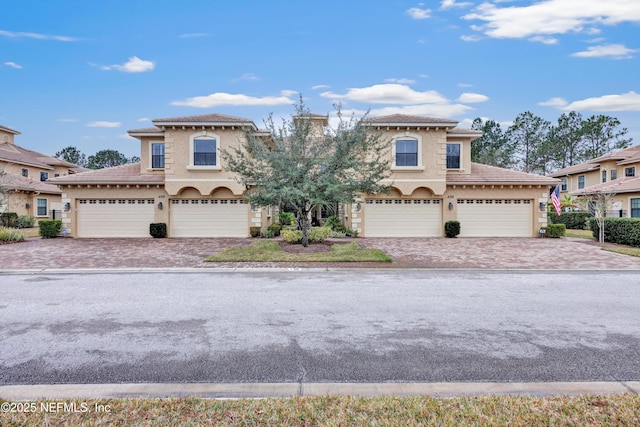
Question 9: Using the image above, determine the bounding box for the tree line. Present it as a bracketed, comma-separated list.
[54, 146, 140, 169]
[471, 111, 632, 175]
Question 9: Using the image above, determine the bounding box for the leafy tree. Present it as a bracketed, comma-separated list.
[507, 112, 550, 173]
[222, 100, 391, 247]
[581, 115, 631, 159]
[470, 118, 515, 168]
[54, 146, 88, 167]
[549, 111, 584, 169]
[86, 149, 137, 169]
[0, 167, 7, 211]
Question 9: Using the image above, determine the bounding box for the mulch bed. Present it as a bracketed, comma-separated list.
[279, 240, 334, 253]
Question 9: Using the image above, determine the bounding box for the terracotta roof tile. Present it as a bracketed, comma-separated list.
[0, 142, 78, 170]
[589, 145, 640, 163]
[48, 163, 164, 185]
[127, 127, 164, 134]
[366, 114, 458, 126]
[0, 125, 21, 135]
[448, 163, 559, 185]
[0, 172, 61, 194]
[152, 113, 255, 125]
[548, 162, 600, 177]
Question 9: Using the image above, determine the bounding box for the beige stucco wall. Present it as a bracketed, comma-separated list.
[0, 131, 16, 144]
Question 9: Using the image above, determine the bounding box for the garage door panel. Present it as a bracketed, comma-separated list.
[170, 199, 248, 237]
[77, 199, 155, 238]
[365, 199, 442, 237]
[457, 199, 532, 237]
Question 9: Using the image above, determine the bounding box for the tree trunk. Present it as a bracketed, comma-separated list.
[297, 210, 311, 247]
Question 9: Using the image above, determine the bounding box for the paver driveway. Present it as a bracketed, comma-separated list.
[1, 236, 639, 270]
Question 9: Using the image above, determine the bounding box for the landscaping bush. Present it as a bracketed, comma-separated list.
[149, 222, 167, 238]
[346, 228, 359, 238]
[39, 220, 62, 238]
[324, 215, 347, 233]
[267, 222, 282, 236]
[0, 226, 25, 243]
[281, 228, 302, 243]
[308, 226, 331, 243]
[16, 215, 36, 229]
[278, 212, 295, 226]
[249, 226, 262, 238]
[540, 224, 566, 238]
[261, 229, 276, 239]
[548, 211, 592, 230]
[589, 217, 640, 247]
[444, 221, 460, 238]
[0, 212, 18, 228]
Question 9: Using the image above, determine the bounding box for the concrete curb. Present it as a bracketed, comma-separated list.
[1, 382, 638, 399]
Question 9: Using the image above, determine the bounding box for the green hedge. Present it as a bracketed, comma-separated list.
[17, 215, 36, 229]
[548, 211, 593, 230]
[281, 229, 302, 243]
[39, 220, 62, 238]
[0, 212, 18, 228]
[589, 217, 640, 247]
[308, 226, 331, 243]
[541, 224, 566, 238]
[149, 223, 167, 238]
[444, 221, 460, 238]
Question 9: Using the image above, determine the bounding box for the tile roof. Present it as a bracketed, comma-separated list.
[152, 113, 255, 126]
[0, 172, 62, 194]
[588, 145, 640, 163]
[571, 176, 640, 195]
[127, 127, 165, 136]
[447, 163, 559, 185]
[548, 162, 600, 177]
[0, 141, 78, 170]
[0, 125, 21, 135]
[48, 163, 164, 185]
[447, 128, 483, 137]
[366, 114, 458, 126]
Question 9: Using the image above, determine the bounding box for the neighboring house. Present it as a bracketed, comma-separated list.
[0, 125, 84, 219]
[549, 145, 640, 218]
[49, 113, 558, 238]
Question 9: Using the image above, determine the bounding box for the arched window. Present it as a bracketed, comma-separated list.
[188, 131, 221, 169]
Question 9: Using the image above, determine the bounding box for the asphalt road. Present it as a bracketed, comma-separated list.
[1, 270, 639, 385]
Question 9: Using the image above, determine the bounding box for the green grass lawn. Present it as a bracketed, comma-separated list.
[205, 240, 392, 263]
[2, 395, 639, 426]
[602, 246, 640, 257]
[564, 229, 593, 239]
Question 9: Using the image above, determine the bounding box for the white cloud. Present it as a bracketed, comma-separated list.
[458, 82, 473, 88]
[539, 97, 569, 108]
[57, 118, 78, 123]
[0, 29, 77, 42]
[419, 74, 430, 79]
[118, 133, 136, 139]
[529, 35, 558, 45]
[320, 84, 449, 105]
[440, 0, 473, 10]
[280, 89, 298, 97]
[406, 7, 431, 19]
[233, 72, 260, 81]
[460, 34, 482, 42]
[311, 85, 330, 90]
[87, 121, 121, 128]
[98, 56, 155, 73]
[3, 61, 22, 69]
[571, 43, 637, 59]
[343, 103, 473, 118]
[457, 92, 489, 103]
[137, 117, 151, 122]
[463, 0, 640, 40]
[384, 78, 416, 84]
[170, 92, 294, 108]
[557, 91, 640, 112]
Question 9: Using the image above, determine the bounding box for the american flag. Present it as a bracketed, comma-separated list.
[551, 185, 562, 215]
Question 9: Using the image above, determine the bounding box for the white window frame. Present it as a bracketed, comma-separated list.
[391, 132, 424, 171]
[188, 131, 221, 170]
[150, 141, 165, 170]
[36, 198, 48, 217]
[578, 175, 585, 189]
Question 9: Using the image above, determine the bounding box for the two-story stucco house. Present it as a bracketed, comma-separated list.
[49, 112, 558, 238]
[549, 145, 640, 218]
[0, 125, 83, 219]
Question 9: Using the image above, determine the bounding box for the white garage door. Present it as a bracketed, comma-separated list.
[457, 199, 532, 237]
[364, 199, 442, 237]
[77, 199, 155, 238]
[170, 199, 249, 237]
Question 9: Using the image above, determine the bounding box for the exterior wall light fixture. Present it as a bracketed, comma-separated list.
[157, 202, 163, 210]
[448, 202, 454, 210]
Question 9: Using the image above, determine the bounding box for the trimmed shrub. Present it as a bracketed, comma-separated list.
[281, 228, 302, 243]
[444, 221, 460, 238]
[39, 220, 62, 238]
[346, 228, 359, 238]
[0, 226, 25, 243]
[548, 211, 592, 230]
[540, 224, 565, 238]
[267, 223, 282, 236]
[261, 229, 276, 239]
[249, 226, 262, 238]
[308, 226, 331, 243]
[149, 223, 167, 238]
[590, 217, 640, 247]
[0, 212, 18, 228]
[16, 215, 36, 229]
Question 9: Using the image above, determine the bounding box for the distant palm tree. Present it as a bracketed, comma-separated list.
[561, 194, 578, 210]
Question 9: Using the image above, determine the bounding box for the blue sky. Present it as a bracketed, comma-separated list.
[1, 0, 639, 160]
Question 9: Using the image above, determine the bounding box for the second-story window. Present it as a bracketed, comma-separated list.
[602, 170, 607, 183]
[561, 178, 567, 191]
[151, 143, 165, 169]
[21, 168, 28, 177]
[194, 138, 217, 166]
[446, 144, 461, 169]
[625, 166, 636, 177]
[395, 139, 418, 167]
[611, 169, 617, 180]
[40, 172, 49, 182]
[578, 175, 585, 189]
